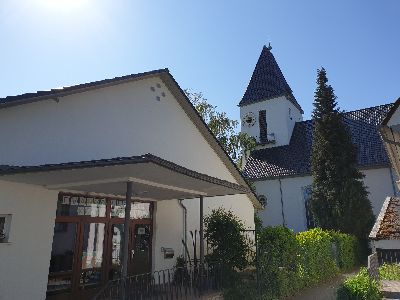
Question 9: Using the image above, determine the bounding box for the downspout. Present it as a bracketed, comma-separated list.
[389, 167, 398, 196]
[178, 199, 188, 260]
[278, 178, 286, 226]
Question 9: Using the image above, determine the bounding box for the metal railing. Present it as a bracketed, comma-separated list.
[92, 263, 223, 300]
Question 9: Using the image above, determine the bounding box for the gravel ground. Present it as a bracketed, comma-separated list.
[285, 270, 359, 300]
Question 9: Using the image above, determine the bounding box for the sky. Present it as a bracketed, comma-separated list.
[1, 0, 399, 120]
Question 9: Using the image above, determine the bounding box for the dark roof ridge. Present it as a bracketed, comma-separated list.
[0, 68, 169, 107]
[295, 102, 395, 124]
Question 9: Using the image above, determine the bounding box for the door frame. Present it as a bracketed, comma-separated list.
[47, 193, 154, 299]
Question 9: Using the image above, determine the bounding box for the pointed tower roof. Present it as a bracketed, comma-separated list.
[239, 45, 303, 113]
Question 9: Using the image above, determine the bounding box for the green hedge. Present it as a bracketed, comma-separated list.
[258, 226, 301, 299]
[254, 227, 359, 299]
[337, 268, 381, 300]
[330, 231, 359, 271]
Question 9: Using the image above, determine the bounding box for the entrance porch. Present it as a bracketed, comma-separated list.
[0, 154, 251, 300]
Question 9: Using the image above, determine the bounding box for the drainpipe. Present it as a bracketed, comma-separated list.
[178, 199, 188, 260]
[278, 178, 286, 226]
[389, 167, 398, 196]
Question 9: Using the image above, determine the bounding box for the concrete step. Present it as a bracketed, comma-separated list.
[381, 280, 400, 299]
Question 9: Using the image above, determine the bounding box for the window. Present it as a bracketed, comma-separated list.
[57, 195, 107, 217]
[0, 214, 12, 243]
[259, 110, 267, 144]
[302, 186, 315, 229]
[258, 195, 267, 208]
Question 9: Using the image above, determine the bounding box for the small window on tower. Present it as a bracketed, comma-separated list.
[259, 110, 267, 144]
[289, 108, 292, 120]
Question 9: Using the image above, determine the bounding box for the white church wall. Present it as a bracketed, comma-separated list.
[362, 167, 396, 216]
[256, 175, 312, 232]
[254, 179, 285, 227]
[240, 96, 302, 147]
[256, 167, 395, 233]
[0, 180, 58, 300]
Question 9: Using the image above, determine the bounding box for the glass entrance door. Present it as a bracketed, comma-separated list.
[47, 194, 153, 300]
[130, 224, 152, 275]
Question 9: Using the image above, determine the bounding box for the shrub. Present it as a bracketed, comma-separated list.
[336, 268, 381, 300]
[379, 263, 400, 280]
[204, 208, 250, 270]
[330, 231, 359, 271]
[258, 226, 301, 298]
[297, 228, 339, 286]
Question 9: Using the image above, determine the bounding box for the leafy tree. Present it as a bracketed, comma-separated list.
[310, 68, 374, 239]
[185, 89, 256, 166]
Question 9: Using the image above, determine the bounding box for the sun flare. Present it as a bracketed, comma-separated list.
[34, 0, 89, 13]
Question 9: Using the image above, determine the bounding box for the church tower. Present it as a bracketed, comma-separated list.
[240, 45, 303, 148]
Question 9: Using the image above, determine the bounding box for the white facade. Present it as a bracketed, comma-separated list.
[0, 75, 256, 300]
[0, 180, 58, 300]
[256, 167, 397, 232]
[240, 96, 303, 147]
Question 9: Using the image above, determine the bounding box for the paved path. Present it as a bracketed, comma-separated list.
[285, 270, 359, 300]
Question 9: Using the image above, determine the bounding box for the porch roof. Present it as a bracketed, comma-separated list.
[0, 154, 250, 201]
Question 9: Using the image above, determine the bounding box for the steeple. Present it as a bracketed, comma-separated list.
[239, 45, 303, 114]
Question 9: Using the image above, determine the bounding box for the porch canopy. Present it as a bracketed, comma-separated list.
[0, 153, 250, 201]
[0, 153, 250, 279]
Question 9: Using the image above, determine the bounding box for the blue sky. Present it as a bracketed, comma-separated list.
[1, 0, 399, 120]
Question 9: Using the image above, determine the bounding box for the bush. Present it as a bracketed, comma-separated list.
[297, 228, 339, 286]
[330, 231, 359, 271]
[258, 226, 301, 299]
[204, 208, 250, 270]
[337, 268, 381, 300]
[379, 263, 400, 280]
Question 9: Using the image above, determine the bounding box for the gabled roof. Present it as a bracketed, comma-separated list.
[370, 197, 400, 240]
[0, 69, 261, 208]
[243, 103, 394, 180]
[239, 46, 303, 113]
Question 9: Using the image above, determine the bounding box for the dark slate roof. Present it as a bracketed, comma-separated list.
[0, 153, 250, 193]
[239, 46, 303, 113]
[0, 69, 169, 108]
[243, 103, 394, 180]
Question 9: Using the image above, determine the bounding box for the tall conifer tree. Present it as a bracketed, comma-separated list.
[310, 68, 374, 239]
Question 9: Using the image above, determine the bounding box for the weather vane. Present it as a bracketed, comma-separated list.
[267, 42, 272, 50]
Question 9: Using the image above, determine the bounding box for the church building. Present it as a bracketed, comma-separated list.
[240, 45, 398, 232]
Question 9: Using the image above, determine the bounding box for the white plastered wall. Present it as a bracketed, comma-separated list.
[362, 167, 397, 216]
[240, 96, 302, 147]
[152, 200, 183, 271]
[256, 167, 396, 233]
[0, 180, 58, 300]
[373, 240, 400, 249]
[0, 78, 255, 284]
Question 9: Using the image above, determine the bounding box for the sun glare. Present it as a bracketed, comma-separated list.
[34, 0, 89, 13]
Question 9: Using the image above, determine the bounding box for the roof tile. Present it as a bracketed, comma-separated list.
[243, 103, 393, 180]
[239, 46, 303, 113]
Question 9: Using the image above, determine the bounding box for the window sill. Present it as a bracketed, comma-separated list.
[0, 242, 12, 245]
